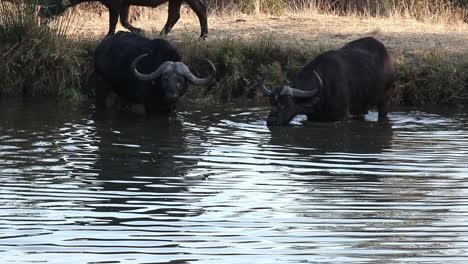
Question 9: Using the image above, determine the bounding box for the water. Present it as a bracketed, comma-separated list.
[0, 98, 467, 264]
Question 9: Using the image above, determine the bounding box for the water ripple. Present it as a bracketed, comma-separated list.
[0, 101, 468, 263]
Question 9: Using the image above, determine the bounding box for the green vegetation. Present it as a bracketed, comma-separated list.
[179, 35, 468, 106]
[394, 52, 468, 105]
[178, 35, 326, 103]
[0, 0, 88, 99]
[0, 0, 467, 106]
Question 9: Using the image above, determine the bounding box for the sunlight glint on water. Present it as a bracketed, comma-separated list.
[0, 99, 467, 263]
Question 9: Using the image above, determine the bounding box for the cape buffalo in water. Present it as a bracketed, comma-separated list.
[260, 37, 395, 126]
[94, 31, 215, 113]
[39, 0, 208, 39]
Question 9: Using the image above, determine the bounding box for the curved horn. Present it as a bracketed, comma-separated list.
[175, 58, 216, 86]
[131, 54, 174, 81]
[281, 85, 319, 98]
[259, 73, 272, 96]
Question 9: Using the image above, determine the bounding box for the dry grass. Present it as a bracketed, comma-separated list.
[63, 3, 468, 60]
[1, 1, 468, 104]
[67, 5, 468, 105]
[0, 1, 86, 98]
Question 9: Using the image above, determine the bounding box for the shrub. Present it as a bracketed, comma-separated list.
[0, 0, 86, 98]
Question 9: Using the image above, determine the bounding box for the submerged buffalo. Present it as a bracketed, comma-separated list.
[260, 37, 395, 126]
[39, 0, 208, 39]
[94, 31, 215, 113]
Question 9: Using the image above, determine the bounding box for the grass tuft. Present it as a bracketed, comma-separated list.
[0, 0, 467, 107]
[394, 52, 468, 105]
[176, 34, 327, 103]
[0, 0, 86, 98]
[175, 34, 468, 106]
[207, 0, 468, 24]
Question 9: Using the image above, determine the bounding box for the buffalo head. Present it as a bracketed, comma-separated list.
[131, 54, 216, 105]
[38, 0, 71, 18]
[260, 74, 319, 126]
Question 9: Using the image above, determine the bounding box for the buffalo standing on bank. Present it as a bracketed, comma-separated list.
[39, 0, 209, 39]
[260, 37, 395, 126]
[94, 31, 215, 113]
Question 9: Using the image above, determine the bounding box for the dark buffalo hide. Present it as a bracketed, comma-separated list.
[94, 31, 215, 114]
[39, 0, 208, 39]
[260, 37, 395, 126]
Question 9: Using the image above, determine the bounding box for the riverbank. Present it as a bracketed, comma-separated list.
[1, 5, 468, 106]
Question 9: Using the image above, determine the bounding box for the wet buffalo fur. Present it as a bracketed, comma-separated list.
[94, 31, 182, 114]
[39, 0, 208, 39]
[266, 37, 395, 125]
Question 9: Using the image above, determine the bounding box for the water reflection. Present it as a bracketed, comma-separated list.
[269, 118, 394, 153]
[0, 101, 468, 263]
[90, 110, 205, 218]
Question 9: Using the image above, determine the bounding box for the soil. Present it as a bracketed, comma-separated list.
[68, 6, 468, 59]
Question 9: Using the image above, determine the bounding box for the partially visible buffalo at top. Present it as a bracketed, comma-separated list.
[260, 36, 395, 126]
[94, 31, 215, 114]
[39, 0, 209, 39]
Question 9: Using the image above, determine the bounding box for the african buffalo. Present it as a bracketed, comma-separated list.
[39, 0, 208, 39]
[260, 37, 394, 126]
[94, 31, 215, 113]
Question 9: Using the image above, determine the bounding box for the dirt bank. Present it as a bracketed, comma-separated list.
[69, 6, 468, 59]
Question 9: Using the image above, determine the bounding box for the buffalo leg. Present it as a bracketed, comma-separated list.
[95, 74, 110, 108]
[378, 79, 395, 121]
[160, 0, 182, 37]
[306, 113, 316, 121]
[107, 8, 120, 36]
[378, 110, 388, 121]
[351, 114, 366, 120]
[186, 0, 208, 39]
[120, 5, 143, 33]
[378, 103, 390, 121]
[378, 88, 392, 121]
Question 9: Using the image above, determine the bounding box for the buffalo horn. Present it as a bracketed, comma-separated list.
[131, 54, 174, 81]
[175, 59, 216, 86]
[259, 73, 272, 96]
[281, 85, 319, 98]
